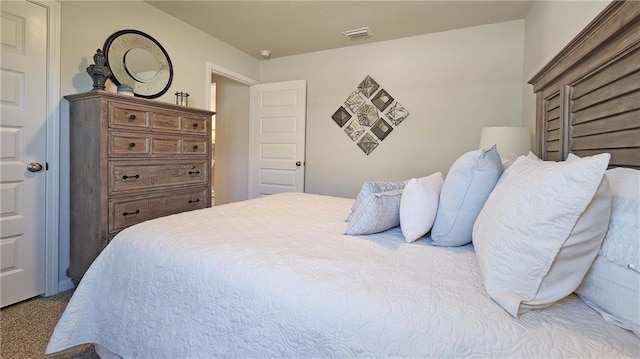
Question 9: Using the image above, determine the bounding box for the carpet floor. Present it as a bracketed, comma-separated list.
[0, 290, 98, 359]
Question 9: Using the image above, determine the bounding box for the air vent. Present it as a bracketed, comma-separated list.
[342, 27, 373, 40]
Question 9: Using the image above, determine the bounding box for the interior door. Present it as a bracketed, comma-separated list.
[249, 80, 306, 198]
[0, 0, 48, 307]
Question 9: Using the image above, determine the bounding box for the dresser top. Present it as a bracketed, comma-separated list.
[64, 90, 216, 116]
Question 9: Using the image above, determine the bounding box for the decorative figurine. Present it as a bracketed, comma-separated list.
[86, 49, 112, 91]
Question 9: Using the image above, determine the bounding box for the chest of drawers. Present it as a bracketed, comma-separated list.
[65, 91, 214, 283]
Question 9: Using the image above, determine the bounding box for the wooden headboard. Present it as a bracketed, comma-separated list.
[529, 1, 640, 168]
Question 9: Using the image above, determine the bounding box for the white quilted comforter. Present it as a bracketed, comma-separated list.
[47, 193, 639, 358]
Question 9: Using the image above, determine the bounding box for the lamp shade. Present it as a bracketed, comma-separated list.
[479, 126, 531, 158]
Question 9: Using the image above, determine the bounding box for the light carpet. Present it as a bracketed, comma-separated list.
[0, 289, 98, 359]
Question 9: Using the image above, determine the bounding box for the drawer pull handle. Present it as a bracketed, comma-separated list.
[129, 114, 137, 120]
[122, 174, 140, 180]
[123, 210, 140, 216]
[189, 199, 200, 204]
[192, 145, 198, 150]
[192, 123, 199, 128]
[128, 142, 136, 148]
[188, 171, 200, 175]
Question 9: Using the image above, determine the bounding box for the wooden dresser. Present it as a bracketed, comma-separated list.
[65, 91, 215, 283]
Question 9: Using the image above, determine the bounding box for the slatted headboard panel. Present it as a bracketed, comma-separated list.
[529, 1, 640, 167]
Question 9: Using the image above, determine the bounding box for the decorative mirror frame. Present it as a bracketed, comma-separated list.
[103, 29, 173, 98]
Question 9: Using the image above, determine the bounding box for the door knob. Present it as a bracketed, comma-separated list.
[27, 162, 43, 172]
[295, 161, 302, 167]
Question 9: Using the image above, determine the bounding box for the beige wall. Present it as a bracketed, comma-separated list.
[58, 1, 260, 287]
[260, 20, 525, 198]
[211, 75, 251, 205]
[521, 0, 611, 151]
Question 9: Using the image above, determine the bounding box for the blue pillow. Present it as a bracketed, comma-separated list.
[431, 145, 502, 246]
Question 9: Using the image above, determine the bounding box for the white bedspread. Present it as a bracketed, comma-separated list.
[47, 193, 639, 358]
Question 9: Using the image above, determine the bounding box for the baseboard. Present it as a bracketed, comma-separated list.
[58, 277, 75, 292]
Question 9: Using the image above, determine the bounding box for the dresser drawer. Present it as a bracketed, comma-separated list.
[109, 103, 150, 129]
[109, 160, 208, 194]
[109, 188, 208, 233]
[109, 132, 208, 157]
[109, 133, 151, 155]
[151, 113, 181, 132]
[182, 138, 208, 155]
[181, 115, 208, 134]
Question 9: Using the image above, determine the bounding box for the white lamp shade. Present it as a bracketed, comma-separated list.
[479, 126, 531, 158]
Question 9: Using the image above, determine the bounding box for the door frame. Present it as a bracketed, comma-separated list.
[204, 62, 258, 116]
[204, 62, 259, 200]
[32, 0, 62, 296]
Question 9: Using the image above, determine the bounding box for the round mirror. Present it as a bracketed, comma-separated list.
[103, 30, 173, 98]
[124, 48, 159, 82]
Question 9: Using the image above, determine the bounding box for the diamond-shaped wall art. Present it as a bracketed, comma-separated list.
[345, 91, 365, 113]
[345, 120, 365, 141]
[357, 104, 378, 127]
[332, 106, 352, 127]
[357, 133, 379, 155]
[358, 75, 379, 97]
[331, 75, 409, 155]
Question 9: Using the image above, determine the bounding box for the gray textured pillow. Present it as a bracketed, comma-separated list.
[347, 180, 407, 222]
[345, 189, 403, 235]
[431, 145, 502, 246]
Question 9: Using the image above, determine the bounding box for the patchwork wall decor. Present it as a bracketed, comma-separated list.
[331, 75, 409, 155]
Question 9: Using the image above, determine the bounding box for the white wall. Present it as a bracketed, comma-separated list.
[59, 1, 260, 287]
[521, 0, 611, 149]
[260, 20, 525, 198]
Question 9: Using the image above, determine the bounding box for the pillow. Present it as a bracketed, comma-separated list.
[345, 189, 403, 235]
[347, 180, 407, 222]
[576, 167, 640, 336]
[431, 145, 502, 246]
[473, 154, 611, 317]
[502, 151, 541, 171]
[526, 151, 541, 161]
[399, 173, 444, 243]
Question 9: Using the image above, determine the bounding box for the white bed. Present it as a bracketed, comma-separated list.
[46, 193, 639, 358]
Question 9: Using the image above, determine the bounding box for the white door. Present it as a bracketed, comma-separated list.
[0, 0, 48, 307]
[248, 80, 306, 198]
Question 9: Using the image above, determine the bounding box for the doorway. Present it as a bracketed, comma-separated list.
[206, 63, 257, 205]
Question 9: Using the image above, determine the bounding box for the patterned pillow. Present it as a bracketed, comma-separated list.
[347, 180, 407, 222]
[345, 189, 403, 235]
[576, 167, 640, 336]
[473, 154, 611, 317]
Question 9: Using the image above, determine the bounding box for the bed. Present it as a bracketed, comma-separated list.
[47, 2, 639, 358]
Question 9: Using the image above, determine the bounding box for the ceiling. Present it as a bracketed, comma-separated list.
[146, 1, 534, 59]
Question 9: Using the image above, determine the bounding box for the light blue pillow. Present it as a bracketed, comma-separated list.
[347, 180, 407, 222]
[345, 189, 403, 235]
[431, 145, 502, 246]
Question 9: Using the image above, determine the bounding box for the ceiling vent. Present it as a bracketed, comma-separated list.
[342, 27, 373, 40]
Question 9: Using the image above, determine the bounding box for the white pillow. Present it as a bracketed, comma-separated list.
[347, 180, 407, 222]
[345, 189, 403, 235]
[431, 145, 502, 246]
[576, 167, 640, 336]
[526, 151, 541, 161]
[400, 173, 444, 243]
[473, 153, 611, 317]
